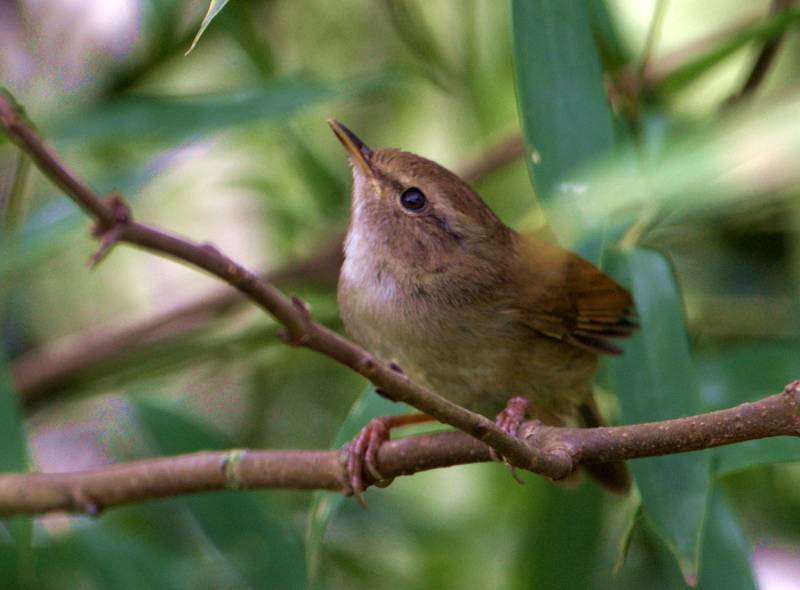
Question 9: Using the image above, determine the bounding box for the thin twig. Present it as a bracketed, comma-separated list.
[636, 0, 670, 80]
[456, 131, 524, 184]
[613, 10, 761, 99]
[726, 0, 796, 107]
[0, 383, 797, 516]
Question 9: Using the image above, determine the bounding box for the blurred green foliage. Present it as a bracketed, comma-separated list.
[2, 0, 800, 588]
[605, 248, 711, 581]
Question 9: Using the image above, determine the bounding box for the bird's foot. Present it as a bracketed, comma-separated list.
[491, 396, 530, 483]
[340, 413, 433, 507]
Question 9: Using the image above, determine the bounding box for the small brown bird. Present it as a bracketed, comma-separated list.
[330, 120, 635, 498]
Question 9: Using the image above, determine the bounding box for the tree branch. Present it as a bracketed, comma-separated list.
[524, 382, 800, 465]
[15, 3, 792, 406]
[456, 131, 524, 185]
[2, 91, 800, 516]
[1, 383, 797, 516]
[21, 6, 792, 400]
[11, 125, 525, 405]
[0, 90, 547, 476]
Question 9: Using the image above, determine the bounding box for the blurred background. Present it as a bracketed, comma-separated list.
[2, 0, 800, 588]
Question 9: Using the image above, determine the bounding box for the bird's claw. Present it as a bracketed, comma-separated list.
[341, 417, 394, 507]
[492, 396, 530, 483]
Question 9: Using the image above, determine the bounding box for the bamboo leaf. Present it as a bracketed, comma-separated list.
[186, 0, 230, 56]
[695, 486, 757, 590]
[697, 343, 800, 476]
[605, 247, 712, 584]
[601, 486, 756, 589]
[511, 0, 616, 260]
[53, 74, 395, 144]
[547, 91, 800, 248]
[306, 387, 407, 584]
[659, 8, 800, 96]
[512, 481, 604, 590]
[0, 352, 31, 577]
[135, 400, 306, 589]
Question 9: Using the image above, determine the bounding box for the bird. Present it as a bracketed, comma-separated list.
[329, 120, 635, 500]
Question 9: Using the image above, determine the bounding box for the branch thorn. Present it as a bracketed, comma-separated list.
[89, 193, 131, 268]
[89, 225, 124, 268]
[291, 296, 311, 318]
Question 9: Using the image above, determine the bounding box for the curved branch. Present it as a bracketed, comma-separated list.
[0, 90, 547, 476]
[11, 127, 524, 405]
[1, 384, 797, 516]
[2, 91, 800, 518]
[524, 382, 800, 466]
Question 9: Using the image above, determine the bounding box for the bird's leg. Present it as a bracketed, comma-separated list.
[342, 413, 435, 506]
[492, 396, 530, 483]
[494, 396, 530, 439]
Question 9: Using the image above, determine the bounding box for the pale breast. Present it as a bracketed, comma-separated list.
[338, 248, 597, 419]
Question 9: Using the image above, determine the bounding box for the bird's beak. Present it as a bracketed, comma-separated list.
[328, 119, 373, 177]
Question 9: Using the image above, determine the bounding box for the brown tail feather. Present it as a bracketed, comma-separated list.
[578, 400, 632, 495]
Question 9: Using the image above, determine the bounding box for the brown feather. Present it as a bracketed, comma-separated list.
[514, 234, 636, 355]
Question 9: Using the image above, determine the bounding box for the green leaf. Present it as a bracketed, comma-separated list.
[186, 0, 230, 56]
[34, 525, 183, 590]
[695, 485, 757, 590]
[602, 486, 756, 589]
[511, 0, 616, 259]
[58, 323, 281, 399]
[385, 0, 454, 89]
[600, 520, 689, 589]
[0, 352, 32, 579]
[0, 544, 24, 588]
[285, 127, 348, 219]
[53, 74, 391, 144]
[1, 153, 31, 233]
[697, 342, 800, 409]
[305, 387, 407, 583]
[0, 355, 26, 474]
[134, 400, 305, 589]
[547, 91, 800, 247]
[697, 343, 800, 476]
[715, 437, 800, 478]
[605, 247, 711, 583]
[0, 212, 82, 284]
[224, 2, 275, 79]
[512, 481, 604, 590]
[588, 0, 633, 72]
[659, 8, 800, 97]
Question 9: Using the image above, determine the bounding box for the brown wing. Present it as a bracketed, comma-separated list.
[515, 234, 637, 355]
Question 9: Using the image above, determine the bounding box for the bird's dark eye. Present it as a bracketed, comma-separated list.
[399, 187, 427, 212]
